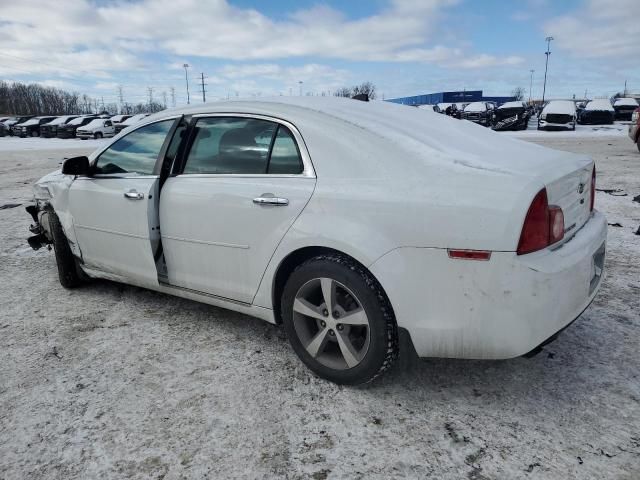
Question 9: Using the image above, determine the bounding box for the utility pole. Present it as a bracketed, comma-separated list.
[117, 85, 124, 113]
[298, 80, 303, 96]
[147, 87, 154, 107]
[162, 91, 167, 109]
[541, 36, 553, 104]
[100, 96, 104, 112]
[529, 69, 535, 104]
[199, 72, 207, 102]
[170, 87, 176, 108]
[183, 63, 190, 104]
[624, 79, 627, 96]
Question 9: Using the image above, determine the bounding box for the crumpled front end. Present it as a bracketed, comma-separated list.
[26, 170, 79, 256]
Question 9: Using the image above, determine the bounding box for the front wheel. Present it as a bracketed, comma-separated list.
[31, 130, 39, 137]
[49, 211, 84, 288]
[281, 254, 398, 385]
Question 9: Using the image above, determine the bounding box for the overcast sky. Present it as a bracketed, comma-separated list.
[0, 0, 638, 105]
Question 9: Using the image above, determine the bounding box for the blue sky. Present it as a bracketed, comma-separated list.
[0, 0, 637, 107]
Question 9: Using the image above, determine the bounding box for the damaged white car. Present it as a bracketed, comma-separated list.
[26, 97, 607, 384]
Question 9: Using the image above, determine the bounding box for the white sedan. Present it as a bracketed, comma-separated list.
[26, 97, 606, 384]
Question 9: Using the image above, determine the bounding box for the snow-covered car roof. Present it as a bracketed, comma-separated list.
[20, 117, 47, 126]
[585, 99, 614, 112]
[499, 101, 525, 109]
[68, 116, 94, 125]
[124, 97, 590, 185]
[464, 102, 487, 112]
[110, 114, 129, 122]
[542, 100, 576, 116]
[44, 115, 77, 126]
[82, 119, 108, 129]
[122, 113, 150, 125]
[613, 98, 638, 107]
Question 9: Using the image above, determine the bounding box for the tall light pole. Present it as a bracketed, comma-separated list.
[529, 69, 535, 104]
[298, 80, 303, 96]
[541, 36, 553, 104]
[183, 63, 190, 105]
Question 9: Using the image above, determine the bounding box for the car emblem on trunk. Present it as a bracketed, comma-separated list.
[577, 183, 585, 194]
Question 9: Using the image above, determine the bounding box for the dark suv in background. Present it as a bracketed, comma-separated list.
[57, 115, 98, 138]
[12, 116, 57, 137]
[6, 116, 34, 136]
[40, 115, 79, 138]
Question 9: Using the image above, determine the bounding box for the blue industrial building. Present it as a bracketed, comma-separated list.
[386, 90, 515, 106]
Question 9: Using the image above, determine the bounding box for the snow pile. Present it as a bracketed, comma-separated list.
[542, 100, 576, 115]
[585, 99, 614, 111]
[463, 102, 486, 112]
[613, 98, 638, 107]
[499, 101, 525, 109]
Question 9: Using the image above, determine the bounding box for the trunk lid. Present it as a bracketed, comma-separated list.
[545, 163, 593, 245]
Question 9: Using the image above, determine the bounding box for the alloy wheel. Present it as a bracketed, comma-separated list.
[292, 277, 370, 370]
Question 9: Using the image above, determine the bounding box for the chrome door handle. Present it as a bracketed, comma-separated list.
[124, 190, 144, 200]
[253, 194, 289, 206]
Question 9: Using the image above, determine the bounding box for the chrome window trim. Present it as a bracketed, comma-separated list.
[75, 174, 160, 181]
[178, 113, 316, 178]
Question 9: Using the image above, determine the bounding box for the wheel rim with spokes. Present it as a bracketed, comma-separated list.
[292, 277, 370, 370]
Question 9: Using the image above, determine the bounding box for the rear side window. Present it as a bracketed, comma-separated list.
[268, 127, 303, 174]
[182, 117, 303, 175]
[94, 120, 174, 175]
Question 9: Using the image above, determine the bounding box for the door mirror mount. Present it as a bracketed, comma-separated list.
[62, 156, 90, 176]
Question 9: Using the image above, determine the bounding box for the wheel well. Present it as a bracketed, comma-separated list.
[272, 246, 372, 324]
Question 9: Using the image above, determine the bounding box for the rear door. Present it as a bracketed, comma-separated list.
[159, 114, 316, 303]
[67, 117, 181, 286]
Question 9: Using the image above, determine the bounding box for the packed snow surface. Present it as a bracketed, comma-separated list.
[542, 100, 576, 116]
[0, 137, 106, 151]
[0, 133, 638, 479]
[585, 99, 614, 111]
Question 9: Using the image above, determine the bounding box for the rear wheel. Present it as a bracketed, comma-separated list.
[281, 254, 398, 384]
[31, 130, 39, 137]
[94, 132, 103, 139]
[49, 211, 84, 288]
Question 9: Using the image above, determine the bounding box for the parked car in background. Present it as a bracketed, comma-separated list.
[76, 118, 116, 139]
[462, 101, 495, 126]
[40, 115, 79, 138]
[0, 122, 9, 137]
[578, 99, 615, 125]
[538, 100, 577, 131]
[109, 114, 132, 127]
[629, 107, 640, 153]
[25, 97, 606, 384]
[12, 116, 57, 137]
[57, 116, 98, 139]
[613, 98, 639, 121]
[6, 116, 34, 136]
[491, 101, 531, 131]
[114, 113, 150, 133]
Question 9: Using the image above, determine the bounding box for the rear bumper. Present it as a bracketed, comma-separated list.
[369, 211, 607, 359]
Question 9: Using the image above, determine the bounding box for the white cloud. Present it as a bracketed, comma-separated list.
[544, 0, 640, 59]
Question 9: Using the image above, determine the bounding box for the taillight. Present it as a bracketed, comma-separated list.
[517, 188, 564, 255]
[590, 165, 596, 211]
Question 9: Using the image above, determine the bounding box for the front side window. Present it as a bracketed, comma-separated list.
[94, 120, 175, 175]
[182, 117, 303, 175]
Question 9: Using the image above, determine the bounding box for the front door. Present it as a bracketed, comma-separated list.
[160, 115, 316, 303]
[68, 118, 179, 286]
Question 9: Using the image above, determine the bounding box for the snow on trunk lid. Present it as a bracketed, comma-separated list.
[545, 162, 593, 244]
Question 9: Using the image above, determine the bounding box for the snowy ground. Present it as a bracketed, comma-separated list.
[0, 136, 107, 152]
[0, 132, 639, 479]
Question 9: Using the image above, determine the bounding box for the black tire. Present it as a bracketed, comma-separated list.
[281, 254, 398, 385]
[31, 130, 39, 137]
[94, 132, 103, 139]
[48, 211, 84, 288]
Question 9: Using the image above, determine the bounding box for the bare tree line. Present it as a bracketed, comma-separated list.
[0, 81, 166, 116]
[334, 82, 377, 100]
